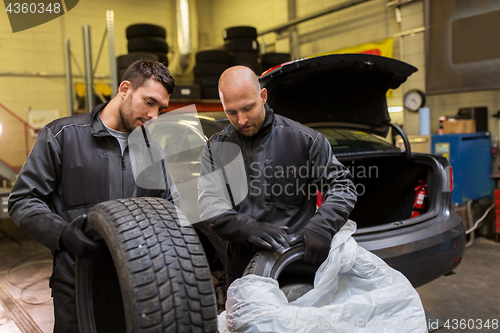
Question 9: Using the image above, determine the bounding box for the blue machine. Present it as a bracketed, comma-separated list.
[431, 132, 493, 206]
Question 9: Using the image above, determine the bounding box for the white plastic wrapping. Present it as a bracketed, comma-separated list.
[218, 221, 428, 333]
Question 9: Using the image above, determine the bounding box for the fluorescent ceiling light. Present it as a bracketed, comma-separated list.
[388, 106, 403, 113]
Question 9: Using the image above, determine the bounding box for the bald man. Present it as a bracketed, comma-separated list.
[198, 66, 357, 288]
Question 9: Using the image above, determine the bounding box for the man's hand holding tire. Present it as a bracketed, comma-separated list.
[60, 214, 101, 259]
[246, 223, 291, 251]
[290, 228, 331, 264]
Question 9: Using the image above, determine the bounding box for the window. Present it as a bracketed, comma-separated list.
[314, 127, 400, 155]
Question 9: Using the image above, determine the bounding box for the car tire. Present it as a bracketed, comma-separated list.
[244, 244, 321, 288]
[128, 37, 169, 54]
[230, 52, 259, 66]
[261, 52, 291, 67]
[194, 75, 219, 87]
[171, 84, 202, 99]
[126, 23, 166, 40]
[75, 197, 217, 333]
[117, 69, 126, 83]
[224, 38, 259, 53]
[196, 49, 231, 64]
[222, 26, 258, 40]
[201, 87, 220, 100]
[150, 52, 169, 66]
[194, 63, 229, 76]
[116, 52, 159, 70]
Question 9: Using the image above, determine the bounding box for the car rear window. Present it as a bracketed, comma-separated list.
[313, 127, 401, 154]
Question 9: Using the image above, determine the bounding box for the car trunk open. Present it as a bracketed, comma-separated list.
[337, 153, 441, 233]
[260, 53, 418, 137]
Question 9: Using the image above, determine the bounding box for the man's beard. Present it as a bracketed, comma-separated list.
[118, 96, 136, 132]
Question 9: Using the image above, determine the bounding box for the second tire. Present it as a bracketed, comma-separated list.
[75, 197, 218, 332]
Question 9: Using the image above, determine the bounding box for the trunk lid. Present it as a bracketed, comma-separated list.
[259, 53, 417, 137]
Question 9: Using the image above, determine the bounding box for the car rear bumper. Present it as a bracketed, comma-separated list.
[354, 208, 466, 287]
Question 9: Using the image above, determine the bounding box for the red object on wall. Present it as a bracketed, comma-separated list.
[495, 189, 500, 237]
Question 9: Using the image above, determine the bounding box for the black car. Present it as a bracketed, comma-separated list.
[148, 54, 465, 290]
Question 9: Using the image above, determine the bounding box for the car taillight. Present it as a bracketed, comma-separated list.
[449, 165, 453, 192]
[453, 256, 462, 269]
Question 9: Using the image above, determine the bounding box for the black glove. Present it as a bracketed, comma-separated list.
[246, 223, 291, 251]
[60, 214, 101, 259]
[291, 228, 331, 264]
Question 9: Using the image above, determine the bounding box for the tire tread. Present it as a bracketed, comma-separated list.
[81, 198, 217, 332]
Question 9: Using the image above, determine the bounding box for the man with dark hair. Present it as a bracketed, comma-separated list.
[121, 60, 175, 96]
[8, 60, 176, 332]
[198, 66, 357, 288]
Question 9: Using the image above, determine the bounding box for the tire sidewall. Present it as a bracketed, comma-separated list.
[76, 207, 137, 332]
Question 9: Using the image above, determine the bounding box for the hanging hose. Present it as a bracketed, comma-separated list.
[466, 202, 495, 235]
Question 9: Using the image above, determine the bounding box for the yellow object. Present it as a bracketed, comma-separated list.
[311, 38, 394, 59]
[74, 83, 112, 97]
[75, 83, 86, 97]
[310, 38, 394, 98]
[95, 83, 112, 96]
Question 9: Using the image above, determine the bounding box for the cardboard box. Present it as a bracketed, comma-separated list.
[443, 119, 476, 134]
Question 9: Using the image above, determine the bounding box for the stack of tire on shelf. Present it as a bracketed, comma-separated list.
[116, 52, 159, 83]
[223, 26, 261, 75]
[194, 49, 231, 100]
[260, 52, 292, 73]
[116, 23, 169, 83]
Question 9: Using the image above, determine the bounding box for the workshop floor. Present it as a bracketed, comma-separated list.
[0, 219, 499, 333]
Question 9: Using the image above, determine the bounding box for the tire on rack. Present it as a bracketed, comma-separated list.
[150, 52, 169, 66]
[222, 26, 257, 40]
[170, 84, 201, 99]
[194, 63, 229, 76]
[261, 52, 291, 69]
[128, 37, 169, 54]
[243, 244, 321, 300]
[224, 38, 259, 53]
[194, 75, 219, 87]
[229, 52, 259, 66]
[195, 49, 231, 64]
[250, 64, 263, 76]
[200, 87, 220, 100]
[126, 23, 167, 40]
[117, 69, 127, 83]
[75, 197, 217, 333]
[117, 52, 159, 70]
[261, 52, 291, 65]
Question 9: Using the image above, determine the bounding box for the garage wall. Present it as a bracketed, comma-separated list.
[398, 0, 425, 135]
[210, 0, 414, 127]
[0, 0, 177, 168]
[210, 0, 499, 138]
[295, 0, 396, 58]
[294, 0, 412, 128]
